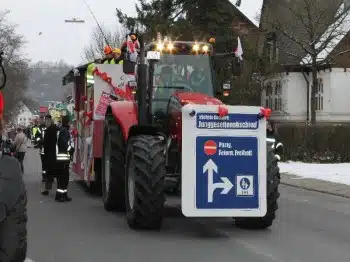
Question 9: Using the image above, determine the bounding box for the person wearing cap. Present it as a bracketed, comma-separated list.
[103, 48, 123, 64]
[54, 115, 74, 202]
[112, 48, 123, 64]
[101, 45, 113, 64]
[41, 114, 58, 195]
[121, 33, 139, 54]
[13, 127, 28, 174]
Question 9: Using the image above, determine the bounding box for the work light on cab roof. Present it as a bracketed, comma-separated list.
[154, 40, 212, 55]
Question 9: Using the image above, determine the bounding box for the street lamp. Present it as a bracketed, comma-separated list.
[64, 18, 85, 23]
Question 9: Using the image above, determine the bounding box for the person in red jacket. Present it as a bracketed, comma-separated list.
[121, 33, 140, 55]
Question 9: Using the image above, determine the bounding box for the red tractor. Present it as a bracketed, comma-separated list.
[101, 37, 279, 230]
[63, 35, 280, 231]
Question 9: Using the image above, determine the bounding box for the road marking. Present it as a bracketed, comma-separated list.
[24, 258, 35, 262]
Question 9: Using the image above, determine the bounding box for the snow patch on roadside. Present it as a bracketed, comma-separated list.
[278, 162, 350, 186]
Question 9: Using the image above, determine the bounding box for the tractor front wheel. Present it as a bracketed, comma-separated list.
[125, 135, 166, 230]
[234, 148, 280, 229]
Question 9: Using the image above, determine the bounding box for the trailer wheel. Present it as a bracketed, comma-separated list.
[234, 148, 280, 229]
[101, 114, 126, 211]
[89, 159, 102, 196]
[125, 135, 166, 230]
[0, 156, 27, 262]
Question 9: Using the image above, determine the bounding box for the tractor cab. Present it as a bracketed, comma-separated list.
[123, 40, 229, 126]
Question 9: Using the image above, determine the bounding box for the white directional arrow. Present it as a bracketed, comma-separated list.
[203, 159, 234, 203]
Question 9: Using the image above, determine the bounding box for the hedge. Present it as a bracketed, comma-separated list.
[276, 123, 350, 163]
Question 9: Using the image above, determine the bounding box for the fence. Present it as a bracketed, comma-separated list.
[276, 123, 350, 163]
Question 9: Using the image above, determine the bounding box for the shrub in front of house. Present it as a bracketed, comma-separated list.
[276, 123, 350, 163]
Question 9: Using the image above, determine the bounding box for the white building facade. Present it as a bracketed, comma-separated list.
[261, 68, 350, 122]
[16, 102, 34, 126]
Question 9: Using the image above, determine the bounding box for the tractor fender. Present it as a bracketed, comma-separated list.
[108, 100, 138, 140]
[108, 101, 163, 141]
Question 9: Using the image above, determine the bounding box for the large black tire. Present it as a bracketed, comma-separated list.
[234, 147, 280, 229]
[125, 135, 166, 230]
[101, 113, 126, 211]
[0, 156, 27, 262]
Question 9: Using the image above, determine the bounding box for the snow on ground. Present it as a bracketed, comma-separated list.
[278, 161, 350, 186]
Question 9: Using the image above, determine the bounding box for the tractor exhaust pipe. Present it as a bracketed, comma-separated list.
[137, 36, 148, 126]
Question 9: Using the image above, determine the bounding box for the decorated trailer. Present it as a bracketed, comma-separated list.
[62, 62, 136, 189]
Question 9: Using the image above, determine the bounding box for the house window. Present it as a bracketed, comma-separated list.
[264, 81, 282, 111]
[315, 78, 323, 110]
[265, 32, 278, 64]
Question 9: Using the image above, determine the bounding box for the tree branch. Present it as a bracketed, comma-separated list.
[275, 25, 314, 54]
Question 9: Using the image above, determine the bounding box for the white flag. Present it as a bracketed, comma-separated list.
[234, 37, 243, 61]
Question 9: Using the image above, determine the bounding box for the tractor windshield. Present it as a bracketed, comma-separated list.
[151, 54, 214, 114]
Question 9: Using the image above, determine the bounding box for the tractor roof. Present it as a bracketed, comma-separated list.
[62, 61, 92, 86]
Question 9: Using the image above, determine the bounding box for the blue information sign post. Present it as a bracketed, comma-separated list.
[182, 105, 267, 217]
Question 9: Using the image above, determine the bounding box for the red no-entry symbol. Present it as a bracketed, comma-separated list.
[204, 140, 217, 156]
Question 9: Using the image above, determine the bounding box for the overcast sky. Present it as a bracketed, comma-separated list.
[2, 0, 262, 66]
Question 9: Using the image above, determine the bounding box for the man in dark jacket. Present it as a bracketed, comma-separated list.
[266, 120, 283, 161]
[41, 114, 57, 195]
[55, 115, 73, 202]
[35, 116, 47, 182]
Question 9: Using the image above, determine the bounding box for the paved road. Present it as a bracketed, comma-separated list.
[23, 148, 350, 262]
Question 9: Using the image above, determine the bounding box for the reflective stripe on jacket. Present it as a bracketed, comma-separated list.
[56, 129, 74, 161]
[32, 127, 38, 137]
[266, 135, 284, 161]
[103, 59, 123, 64]
[39, 127, 46, 154]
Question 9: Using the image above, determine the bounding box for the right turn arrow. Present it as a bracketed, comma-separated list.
[203, 159, 233, 203]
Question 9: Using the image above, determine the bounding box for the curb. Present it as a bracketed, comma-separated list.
[280, 181, 350, 199]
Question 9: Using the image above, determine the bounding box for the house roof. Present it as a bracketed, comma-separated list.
[301, 3, 350, 65]
[21, 98, 40, 114]
[229, 0, 263, 27]
[259, 0, 347, 66]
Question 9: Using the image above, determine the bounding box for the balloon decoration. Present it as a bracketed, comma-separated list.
[258, 107, 272, 120]
[92, 67, 133, 101]
[83, 111, 93, 126]
[217, 105, 228, 117]
[71, 128, 78, 137]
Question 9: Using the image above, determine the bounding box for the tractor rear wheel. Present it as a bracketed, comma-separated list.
[125, 135, 166, 230]
[101, 114, 126, 211]
[234, 148, 280, 229]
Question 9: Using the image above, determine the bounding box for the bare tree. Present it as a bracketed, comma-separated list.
[83, 24, 126, 62]
[0, 10, 30, 120]
[273, 0, 350, 124]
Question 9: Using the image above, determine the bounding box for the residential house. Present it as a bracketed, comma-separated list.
[259, 0, 350, 122]
[16, 101, 35, 126]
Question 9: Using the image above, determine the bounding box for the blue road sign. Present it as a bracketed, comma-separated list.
[196, 136, 259, 209]
[196, 113, 259, 130]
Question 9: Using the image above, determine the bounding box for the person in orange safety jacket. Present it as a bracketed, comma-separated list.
[101, 45, 113, 64]
[103, 48, 123, 64]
